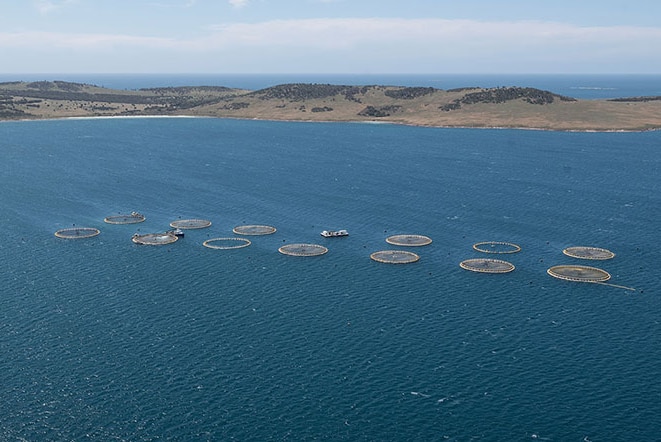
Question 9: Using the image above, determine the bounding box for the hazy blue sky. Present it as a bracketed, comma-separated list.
[1, 0, 660, 74]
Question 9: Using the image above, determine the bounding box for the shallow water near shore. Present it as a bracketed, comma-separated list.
[1, 117, 660, 440]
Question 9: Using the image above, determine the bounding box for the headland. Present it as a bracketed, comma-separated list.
[2, 80, 661, 131]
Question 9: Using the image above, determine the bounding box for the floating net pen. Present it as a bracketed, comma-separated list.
[203, 237, 251, 250]
[472, 241, 521, 254]
[459, 258, 515, 273]
[169, 219, 212, 229]
[279, 243, 328, 257]
[370, 250, 420, 264]
[547, 264, 635, 290]
[562, 246, 615, 260]
[547, 265, 610, 282]
[132, 232, 179, 245]
[233, 225, 277, 236]
[104, 212, 145, 224]
[55, 227, 100, 239]
[385, 234, 432, 247]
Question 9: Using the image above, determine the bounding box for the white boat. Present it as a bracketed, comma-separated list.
[320, 229, 349, 237]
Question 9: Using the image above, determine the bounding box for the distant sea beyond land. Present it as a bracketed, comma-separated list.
[2, 73, 661, 99]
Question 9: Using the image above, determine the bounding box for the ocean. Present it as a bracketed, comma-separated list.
[1, 75, 660, 440]
[2, 73, 661, 99]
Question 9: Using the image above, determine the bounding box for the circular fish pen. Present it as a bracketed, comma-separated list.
[132, 232, 178, 245]
[547, 265, 611, 283]
[279, 243, 328, 257]
[459, 258, 515, 273]
[233, 225, 277, 236]
[169, 219, 212, 229]
[385, 234, 432, 247]
[563, 246, 615, 260]
[370, 250, 420, 264]
[55, 227, 100, 239]
[473, 241, 521, 254]
[203, 237, 251, 250]
[104, 212, 145, 224]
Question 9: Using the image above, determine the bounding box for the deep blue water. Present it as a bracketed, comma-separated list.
[1, 116, 660, 440]
[2, 73, 661, 99]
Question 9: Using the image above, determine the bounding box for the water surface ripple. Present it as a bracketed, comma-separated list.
[1, 118, 659, 440]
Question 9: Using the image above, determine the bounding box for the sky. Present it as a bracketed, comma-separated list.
[1, 0, 660, 74]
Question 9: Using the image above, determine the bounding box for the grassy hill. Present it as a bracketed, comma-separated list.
[2, 80, 661, 131]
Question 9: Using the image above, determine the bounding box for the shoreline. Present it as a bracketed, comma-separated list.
[2, 113, 658, 133]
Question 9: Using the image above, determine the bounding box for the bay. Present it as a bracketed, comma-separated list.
[1, 116, 660, 440]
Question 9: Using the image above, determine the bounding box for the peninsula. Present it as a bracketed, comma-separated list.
[2, 80, 661, 131]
